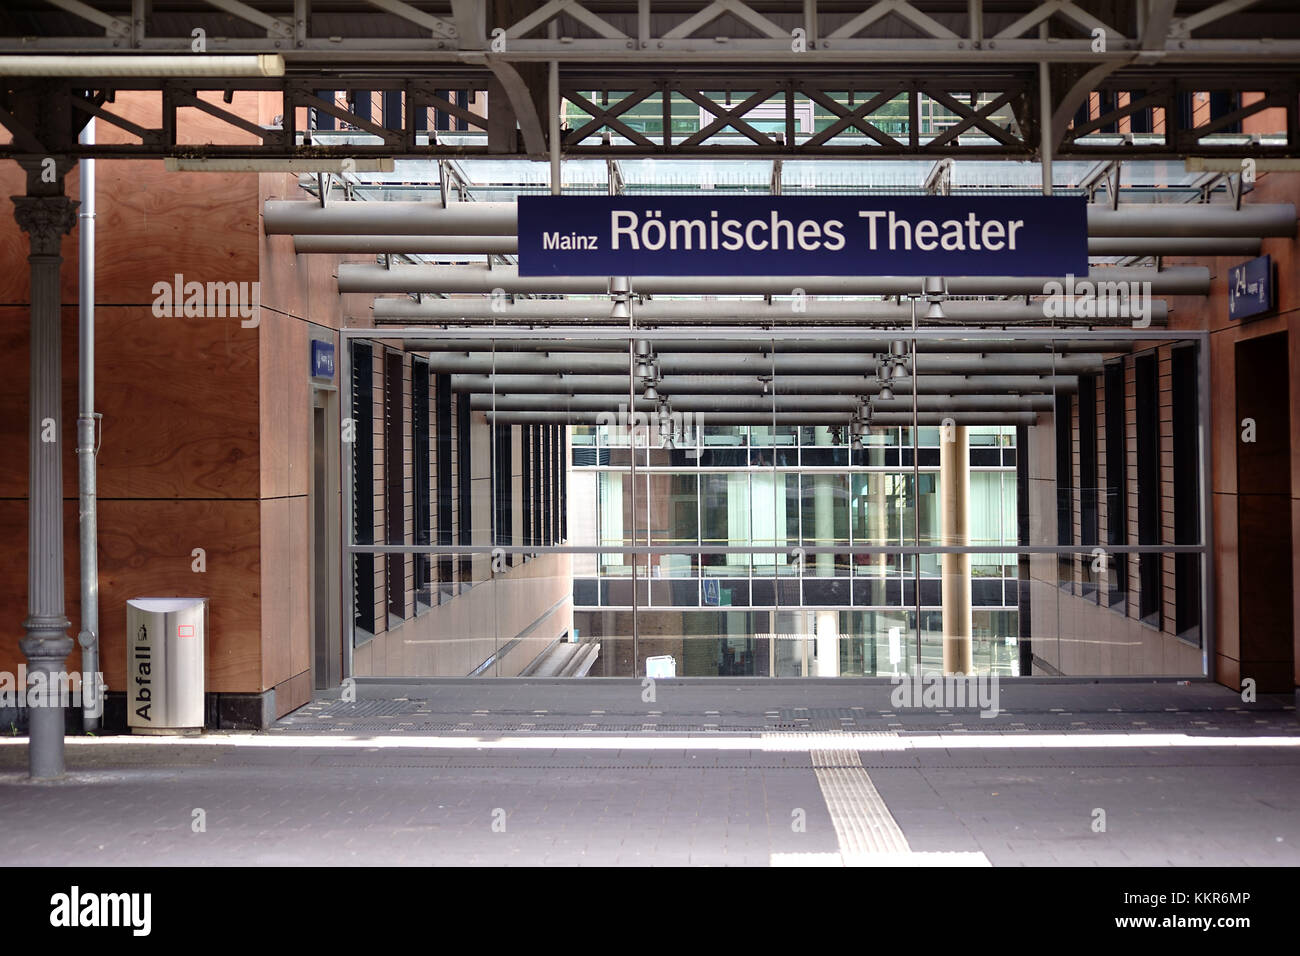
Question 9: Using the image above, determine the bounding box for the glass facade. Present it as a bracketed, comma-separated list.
[571, 422, 1020, 677]
[344, 329, 1209, 682]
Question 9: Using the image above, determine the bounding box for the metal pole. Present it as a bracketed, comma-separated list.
[628, 335, 638, 674]
[340, 337, 354, 680]
[14, 163, 78, 778]
[941, 423, 973, 673]
[1039, 22, 1054, 196]
[549, 60, 561, 196]
[77, 118, 101, 731]
[1197, 337, 1214, 678]
[912, 296, 922, 675]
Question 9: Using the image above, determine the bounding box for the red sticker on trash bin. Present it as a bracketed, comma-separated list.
[178, 624, 195, 638]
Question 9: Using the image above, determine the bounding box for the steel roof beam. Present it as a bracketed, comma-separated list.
[421, 352, 1107, 375]
[415, 338, 1128, 355]
[449, 373, 1079, 396]
[265, 201, 1295, 240]
[470, 394, 1053, 413]
[294, 234, 1258, 259]
[373, 297, 1169, 325]
[340, 263, 1209, 296]
[484, 411, 1039, 426]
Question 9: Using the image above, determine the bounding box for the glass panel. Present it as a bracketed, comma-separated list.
[700, 472, 751, 577]
[345, 330, 1207, 680]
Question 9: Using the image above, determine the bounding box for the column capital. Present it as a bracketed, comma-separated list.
[11, 194, 79, 257]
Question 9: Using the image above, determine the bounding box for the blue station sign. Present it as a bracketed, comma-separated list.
[517, 195, 1088, 277]
[1227, 254, 1275, 322]
[311, 340, 336, 380]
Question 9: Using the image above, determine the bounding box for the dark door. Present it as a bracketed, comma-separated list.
[1235, 332, 1294, 692]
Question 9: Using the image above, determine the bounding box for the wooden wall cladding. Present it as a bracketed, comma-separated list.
[100, 305, 260, 499]
[258, 308, 310, 500]
[259, 495, 310, 689]
[0, 306, 261, 500]
[0, 497, 263, 694]
[92, 160, 260, 305]
[274, 669, 312, 719]
[0, 162, 258, 307]
[259, 172, 373, 329]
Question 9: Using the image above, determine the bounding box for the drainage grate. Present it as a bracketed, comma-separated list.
[313, 699, 424, 719]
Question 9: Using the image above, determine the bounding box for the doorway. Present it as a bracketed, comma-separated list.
[312, 387, 343, 689]
[1234, 331, 1295, 691]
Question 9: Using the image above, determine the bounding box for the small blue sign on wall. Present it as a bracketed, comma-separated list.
[311, 340, 336, 380]
[702, 578, 720, 607]
[517, 195, 1089, 277]
[1228, 254, 1275, 322]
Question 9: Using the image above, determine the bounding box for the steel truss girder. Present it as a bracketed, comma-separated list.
[560, 78, 1032, 156]
[1056, 77, 1300, 159]
[1, 0, 1299, 160]
[6, 0, 1298, 66]
[3, 71, 1297, 161]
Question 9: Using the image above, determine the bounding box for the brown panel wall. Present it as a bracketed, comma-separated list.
[2, 91, 361, 705]
[1164, 170, 1300, 690]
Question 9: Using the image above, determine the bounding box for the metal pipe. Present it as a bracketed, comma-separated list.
[422, 351, 1108, 375]
[1086, 203, 1296, 238]
[264, 200, 517, 236]
[485, 411, 1038, 426]
[470, 394, 1053, 413]
[295, 235, 518, 255]
[418, 335, 1138, 353]
[385, 311, 1166, 329]
[76, 118, 100, 732]
[410, 336, 1135, 354]
[549, 60, 561, 194]
[449, 373, 1079, 395]
[292, 235, 1254, 258]
[1087, 236, 1261, 256]
[0, 54, 285, 77]
[1038, 26, 1053, 197]
[264, 200, 1297, 239]
[374, 296, 1170, 324]
[340, 263, 1210, 295]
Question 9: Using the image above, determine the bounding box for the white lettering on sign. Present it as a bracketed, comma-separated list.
[608, 208, 1025, 254]
[612, 209, 846, 252]
[543, 231, 599, 251]
[857, 210, 1023, 252]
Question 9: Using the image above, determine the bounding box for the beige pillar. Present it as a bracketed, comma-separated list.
[813, 427, 839, 676]
[940, 422, 973, 674]
[873, 474, 889, 579]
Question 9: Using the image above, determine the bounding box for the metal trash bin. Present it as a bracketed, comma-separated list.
[126, 597, 207, 734]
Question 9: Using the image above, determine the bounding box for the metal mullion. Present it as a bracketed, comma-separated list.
[340, 336, 354, 678]
[1197, 334, 1213, 676]
[629, 334, 638, 669]
[912, 295, 922, 675]
[348, 542, 1207, 556]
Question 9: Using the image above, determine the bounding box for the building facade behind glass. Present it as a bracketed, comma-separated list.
[569, 423, 1019, 677]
